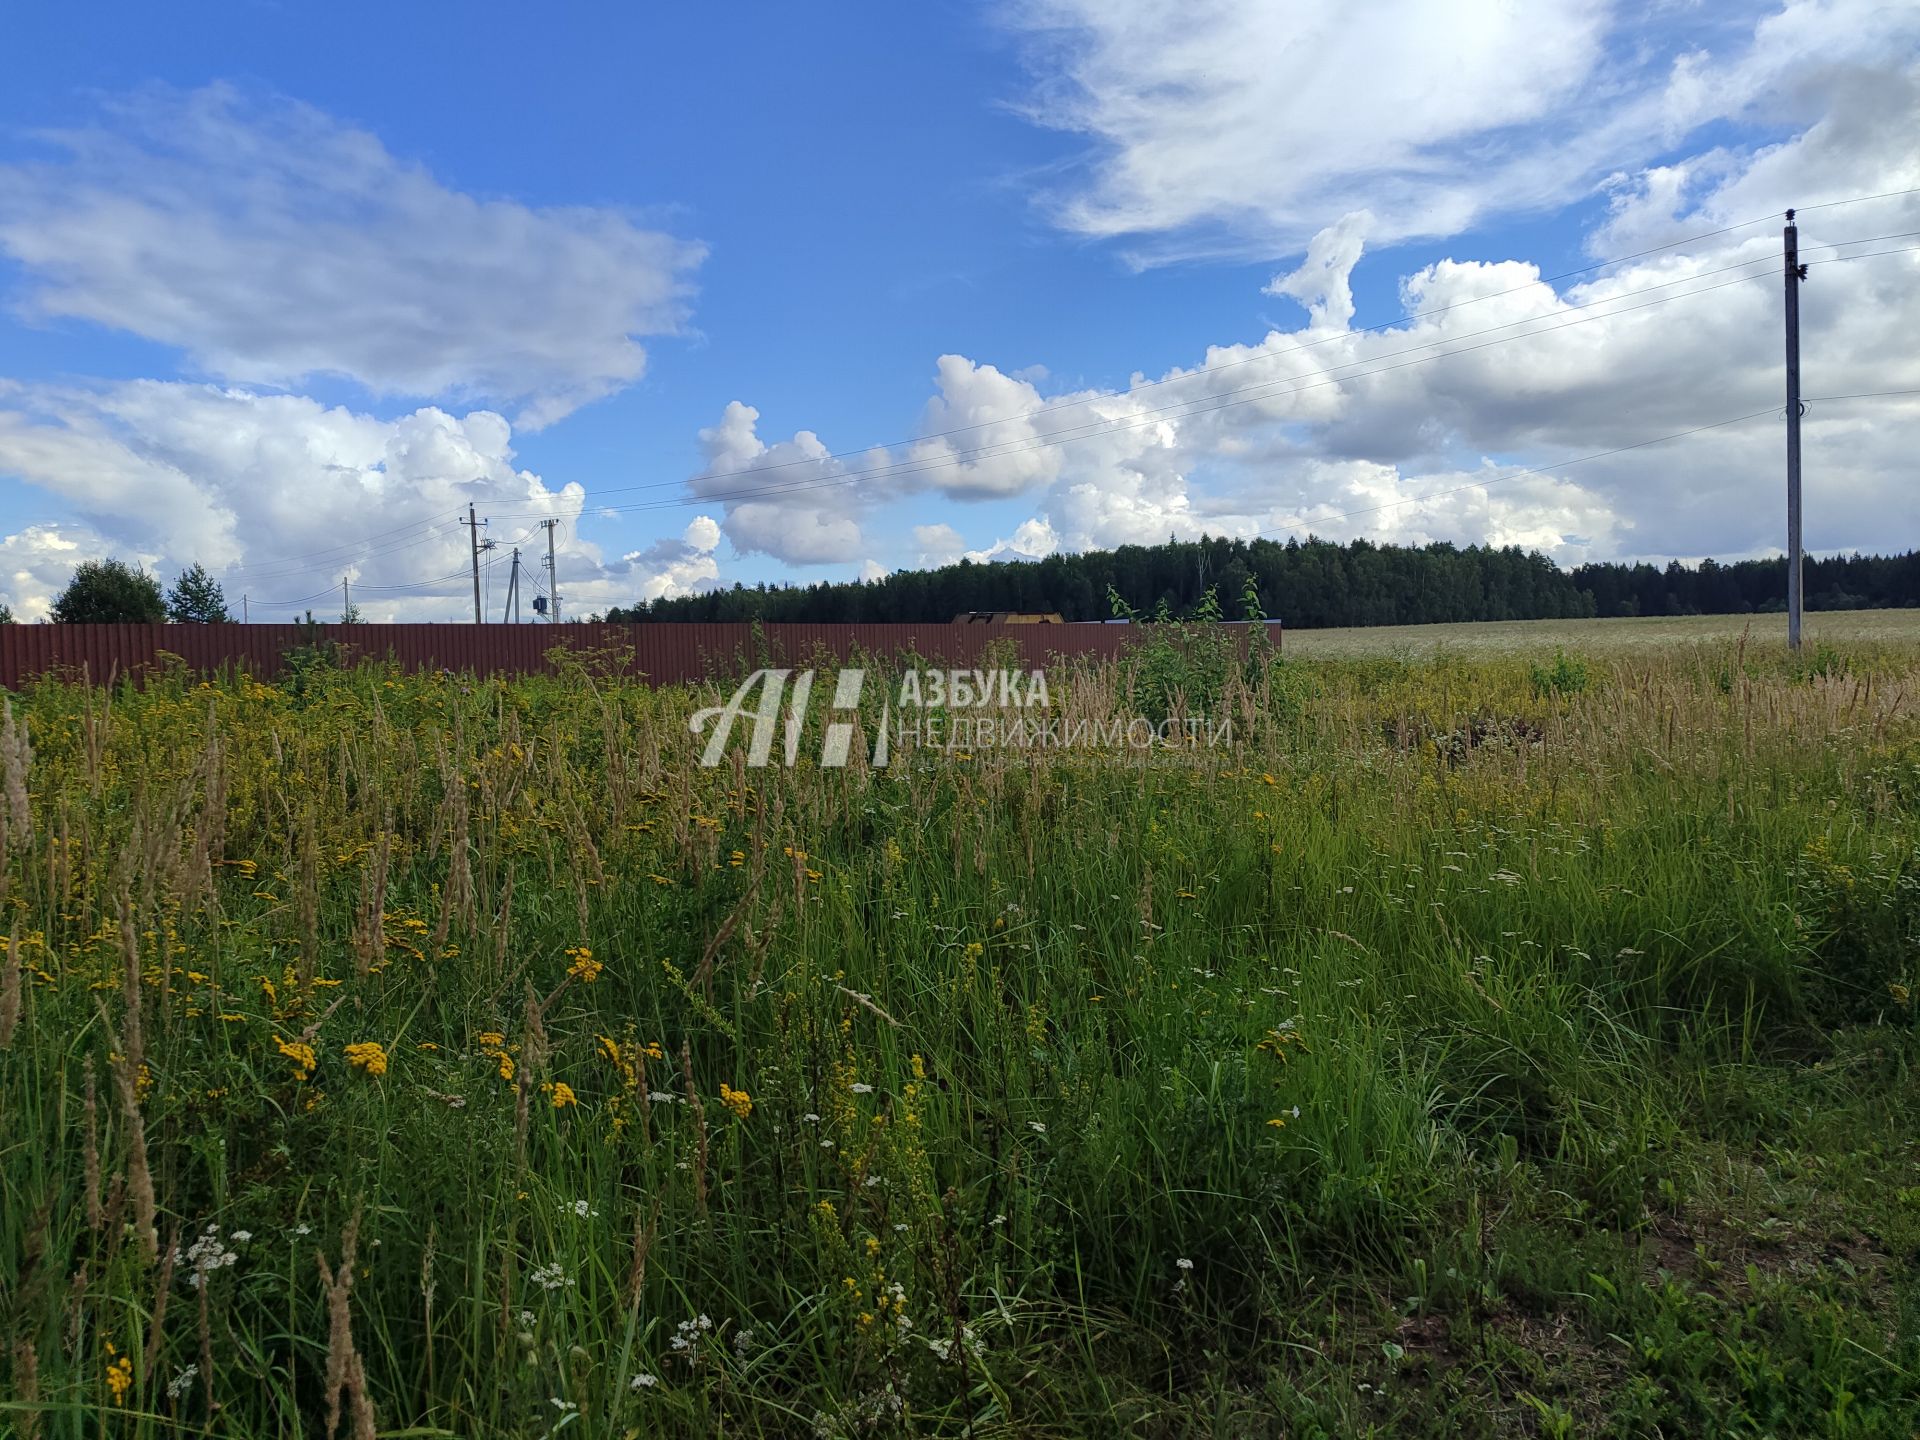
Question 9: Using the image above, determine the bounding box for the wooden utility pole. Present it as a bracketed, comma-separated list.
[461, 504, 484, 624]
[1784, 210, 1807, 650]
[542, 519, 560, 624]
[341, 575, 350, 620]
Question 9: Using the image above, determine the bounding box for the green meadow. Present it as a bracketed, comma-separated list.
[1, 627, 1916, 1437]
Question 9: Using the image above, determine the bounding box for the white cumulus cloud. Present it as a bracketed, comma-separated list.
[0, 85, 705, 427]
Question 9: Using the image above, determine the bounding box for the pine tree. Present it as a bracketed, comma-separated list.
[166, 563, 232, 624]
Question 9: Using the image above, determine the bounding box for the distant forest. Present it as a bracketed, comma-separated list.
[606, 538, 1920, 629]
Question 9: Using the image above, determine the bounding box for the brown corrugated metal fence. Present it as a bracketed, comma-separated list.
[0, 622, 1280, 690]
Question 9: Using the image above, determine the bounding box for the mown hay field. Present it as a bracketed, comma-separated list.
[1281, 605, 1920, 657]
[0, 632, 1917, 1438]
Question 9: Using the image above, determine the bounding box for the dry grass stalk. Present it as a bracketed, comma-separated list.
[351, 827, 392, 980]
[63, 1261, 89, 1363]
[8, 1337, 38, 1440]
[0, 912, 20, 1048]
[109, 901, 157, 1265]
[143, 1220, 179, 1381]
[626, 1195, 661, 1311]
[420, 1224, 438, 1395]
[1, 696, 32, 854]
[109, 1048, 158, 1265]
[316, 1209, 376, 1440]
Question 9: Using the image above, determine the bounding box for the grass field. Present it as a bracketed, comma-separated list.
[1281, 606, 1920, 657]
[1, 631, 1917, 1437]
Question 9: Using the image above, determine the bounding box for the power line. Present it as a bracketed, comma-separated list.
[223, 516, 452, 577]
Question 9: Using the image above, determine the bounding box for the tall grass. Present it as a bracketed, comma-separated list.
[0, 640, 1916, 1437]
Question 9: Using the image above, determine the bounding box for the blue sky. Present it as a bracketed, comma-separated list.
[0, 1, 1915, 619]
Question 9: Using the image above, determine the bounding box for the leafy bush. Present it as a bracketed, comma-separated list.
[1528, 648, 1591, 696]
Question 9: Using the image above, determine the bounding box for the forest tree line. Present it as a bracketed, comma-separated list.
[607, 537, 1920, 629]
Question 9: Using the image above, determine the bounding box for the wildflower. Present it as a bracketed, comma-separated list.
[565, 946, 603, 984]
[719, 1082, 753, 1120]
[275, 1037, 317, 1081]
[850, 1082, 874, 1095]
[166, 1363, 199, 1400]
[175, 1226, 240, 1286]
[545, 1082, 578, 1108]
[1028, 1121, 1047, 1134]
[647, 1089, 677, 1103]
[630, 1372, 660, 1389]
[105, 1347, 133, 1404]
[344, 1042, 388, 1077]
[1175, 1257, 1194, 1271]
[529, 1262, 574, 1291]
[496, 1052, 515, 1082]
[564, 1200, 598, 1219]
[476, 1031, 506, 1048]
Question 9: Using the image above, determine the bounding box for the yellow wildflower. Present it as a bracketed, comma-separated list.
[344, 1041, 388, 1077]
[105, 1346, 132, 1405]
[565, 947, 604, 984]
[475, 1031, 506, 1049]
[496, 1052, 515, 1082]
[719, 1082, 753, 1120]
[275, 1037, 317, 1082]
[545, 1081, 578, 1109]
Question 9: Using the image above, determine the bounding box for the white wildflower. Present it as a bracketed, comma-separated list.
[529, 1262, 574, 1291]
